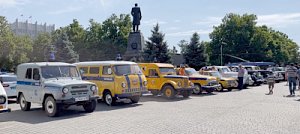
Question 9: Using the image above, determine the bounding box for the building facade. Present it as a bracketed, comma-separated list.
[9, 19, 55, 38]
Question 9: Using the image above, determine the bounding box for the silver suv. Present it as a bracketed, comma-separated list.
[16, 62, 99, 117]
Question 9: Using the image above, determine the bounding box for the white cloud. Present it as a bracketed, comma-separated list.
[257, 13, 300, 27]
[142, 19, 167, 26]
[0, 0, 29, 8]
[166, 29, 212, 37]
[194, 16, 222, 27]
[48, 6, 83, 15]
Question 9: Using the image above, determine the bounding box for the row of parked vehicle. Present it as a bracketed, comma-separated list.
[0, 61, 285, 117]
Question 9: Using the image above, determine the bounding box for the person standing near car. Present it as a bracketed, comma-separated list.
[286, 63, 297, 96]
[238, 64, 245, 90]
[266, 72, 276, 95]
[297, 65, 300, 91]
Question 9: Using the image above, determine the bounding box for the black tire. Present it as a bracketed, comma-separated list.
[44, 96, 61, 117]
[162, 85, 176, 99]
[19, 93, 31, 111]
[83, 100, 96, 113]
[103, 91, 116, 106]
[193, 84, 202, 94]
[182, 90, 191, 98]
[130, 96, 140, 103]
[216, 84, 224, 92]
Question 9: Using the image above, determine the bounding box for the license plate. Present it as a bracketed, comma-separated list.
[75, 97, 88, 102]
[0, 105, 3, 109]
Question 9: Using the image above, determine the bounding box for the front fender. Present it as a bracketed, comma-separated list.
[161, 80, 179, 89]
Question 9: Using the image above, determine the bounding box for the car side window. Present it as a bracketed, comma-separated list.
[25, 68, 32, 79]
[149, 69, 158, 77]
[33, 68, 40, 80]
[90, 67, 100, 74]
[103, 66, 112, 75]
[79, 67, 88, 74]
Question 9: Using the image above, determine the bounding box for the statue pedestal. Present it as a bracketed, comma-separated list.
[123, 32, 145, 62]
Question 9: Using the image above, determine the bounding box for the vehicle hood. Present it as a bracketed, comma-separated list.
[189, 74, 216, 80]
[44, 79, 94, 87]
[222, 72, 238, 78]
[221, 77, 236, 81]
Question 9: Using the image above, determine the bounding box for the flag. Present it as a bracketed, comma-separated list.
[29, 16, 32, 19]
[20, 14, 23, 17]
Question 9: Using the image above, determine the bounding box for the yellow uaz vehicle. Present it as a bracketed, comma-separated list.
[75, 61, 148, 105]
[203, 71, 238, 91]
[138, 63, 194, 99]
[182, 68, 221, 94]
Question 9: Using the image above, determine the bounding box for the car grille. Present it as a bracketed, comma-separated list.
[184, 79, 189, 87]
[70, 89, 88, 95]
[72, 85, 88, 89]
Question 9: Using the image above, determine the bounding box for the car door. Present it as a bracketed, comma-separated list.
[147, 69, 159, 90]
[20, 68, 35, 102]
[32, 68, 43, 103]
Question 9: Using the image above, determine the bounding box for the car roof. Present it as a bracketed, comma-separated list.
[18, 62, 74, 67]
[74, 61, 137, 66]
[139, 63, 174, 68]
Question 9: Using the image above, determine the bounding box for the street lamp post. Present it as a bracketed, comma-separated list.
[220, 44, 223, 66]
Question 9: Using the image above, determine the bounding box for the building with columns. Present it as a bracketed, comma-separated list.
[9, 19, 55, 38]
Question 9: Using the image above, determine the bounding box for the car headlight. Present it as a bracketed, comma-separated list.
[90, 85, 97, 91]
[62, 87, 69, 94]
[0, 96, 6, 104]
[177, 81, 182, 87]
[121, 82, 126, 88]
[143, 81, 147, 86]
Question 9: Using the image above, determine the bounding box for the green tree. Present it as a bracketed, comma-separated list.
[53, 30, 79, 63]
[183, 33, 208, 70]
[31, 33, 52, 62]
[207, 13, 299, 65]
[143, 23, 170, 63]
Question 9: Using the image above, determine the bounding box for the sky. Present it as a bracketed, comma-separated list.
[1, 0, 300, 51]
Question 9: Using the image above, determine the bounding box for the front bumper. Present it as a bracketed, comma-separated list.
[202, 84, 220, 92]
[175, 87, 194, 94]
[56, 96, 99, 105]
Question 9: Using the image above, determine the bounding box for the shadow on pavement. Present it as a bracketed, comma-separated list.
[139, 94, 190, 102]
[0, 100, 142, 124]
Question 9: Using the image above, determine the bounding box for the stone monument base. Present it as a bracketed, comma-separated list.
[123, 32, 145, 62]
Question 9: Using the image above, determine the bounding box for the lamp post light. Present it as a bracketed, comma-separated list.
[220, 42, 227, 66]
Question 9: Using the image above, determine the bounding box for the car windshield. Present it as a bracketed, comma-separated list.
[113, 64, 142, 76]
[159, 67, 176, 75]
[0, 76, 17, 82]
[185, 68, 197, 75]
[221, 67, 231, 72]
[41, 66, 80, 79]
[210, 72, 221, 78]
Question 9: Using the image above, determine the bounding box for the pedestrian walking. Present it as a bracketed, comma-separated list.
[297, 65, 300, 91]
[266, 72, 276, 95]
[237, 64, 245, 90]
[286, 63, 297, 96]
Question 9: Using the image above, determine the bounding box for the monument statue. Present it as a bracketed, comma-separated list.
[124, 3, 145, 62]
[131, 3, 142, 32]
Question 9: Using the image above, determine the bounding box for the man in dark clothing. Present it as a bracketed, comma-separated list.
[237, 64, 245, 90]
[131, 3, 142, 32]
[286, 63, 297, 96]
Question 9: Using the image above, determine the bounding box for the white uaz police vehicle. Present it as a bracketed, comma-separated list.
[16, 62, 99, 117]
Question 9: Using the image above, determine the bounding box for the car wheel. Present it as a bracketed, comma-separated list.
[19, 93, 31, 111]
[193, 84, 202, 94]
[162, 85, 176, 99]
[129, 96, 140, 103]
[44, 96, 60, 117]
[103, 91, 116, 106]
[83, 100, 96, 113]
[217, 84, 224, 92]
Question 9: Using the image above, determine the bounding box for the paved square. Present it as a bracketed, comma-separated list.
[1, 82, 300, 134]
